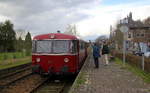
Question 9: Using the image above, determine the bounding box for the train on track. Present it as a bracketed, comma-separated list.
[32, 33, 88, 75]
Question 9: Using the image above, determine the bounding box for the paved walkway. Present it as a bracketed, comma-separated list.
[71, 54, 150, 93]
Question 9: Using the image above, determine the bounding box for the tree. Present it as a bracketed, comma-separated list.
[0, 23, 3, 52]
[15, 37, 24, 52]
[95, 35, 107, 43]
[15, 29, 26, 39]
[25, 32, 32, 56]
[114, 29, 123, 49]
[0, 20, 16, 52]
[144, 17, 150, 25]
[64, 24, 80, 37]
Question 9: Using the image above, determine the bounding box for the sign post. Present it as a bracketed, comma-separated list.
[142, 53, 145, 70]
[120, 24, 129, 65]
[140, 44, 145, 71]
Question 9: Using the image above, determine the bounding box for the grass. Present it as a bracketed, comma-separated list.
[0, 52, 31, 69]
[74, 72, 86, 88]
[0, 57, 31, 70]
[115, 58, 150, 83]
[69, 72, 87, 93]
[0, 52, 26, 60]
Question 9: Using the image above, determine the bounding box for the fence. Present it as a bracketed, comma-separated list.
[111, 50, 150, 73]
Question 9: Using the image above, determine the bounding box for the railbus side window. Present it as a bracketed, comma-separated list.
[79, 41, 84, 51]
[71, 40, 77, 53]
[81, 41, 85, 50]
[32, 40, 36, 53]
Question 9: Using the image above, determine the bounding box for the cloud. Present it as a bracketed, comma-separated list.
[76, 1, 150, 40]
[0, 15, 11, 22]
[0, 0, 100, 35]
[0, 0, 150, 41]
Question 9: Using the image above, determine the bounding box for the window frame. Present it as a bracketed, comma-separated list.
[32, 40, 78, 54]
[34, 40, 53, 53]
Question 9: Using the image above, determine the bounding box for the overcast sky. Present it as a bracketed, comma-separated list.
[0, 0, 150, 40]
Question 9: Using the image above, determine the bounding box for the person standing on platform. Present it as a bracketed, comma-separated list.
[102, 42, 110, 65]
[92, 43, 101, 68]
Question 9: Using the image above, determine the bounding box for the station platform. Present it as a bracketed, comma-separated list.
[69, 51, 150, 93]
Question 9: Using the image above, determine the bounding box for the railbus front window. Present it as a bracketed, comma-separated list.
[36, 40, 52, 53]
[53, 40, 69, 53]
[32, 40, 77, 54]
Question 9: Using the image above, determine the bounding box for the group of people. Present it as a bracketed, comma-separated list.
[92, 41, 109, 68]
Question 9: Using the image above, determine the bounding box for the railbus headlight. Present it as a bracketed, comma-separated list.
[64, 58, 69, 63]
[36, 58, 41, 62]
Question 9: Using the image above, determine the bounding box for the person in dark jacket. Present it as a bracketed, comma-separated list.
[102, 42, 109, 65]
[92, 43, 101, 68]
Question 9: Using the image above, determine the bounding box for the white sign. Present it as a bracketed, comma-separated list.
[120, 25, 129, 33]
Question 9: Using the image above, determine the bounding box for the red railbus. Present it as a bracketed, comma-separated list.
[32, 33, 87, 75]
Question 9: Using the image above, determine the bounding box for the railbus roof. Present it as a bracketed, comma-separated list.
[33, 33, 79, 40]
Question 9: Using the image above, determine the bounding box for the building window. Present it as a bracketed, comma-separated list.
[141, 34, 144, 37]
[128, 34, 131, 38]
[136, 33, 140, 37]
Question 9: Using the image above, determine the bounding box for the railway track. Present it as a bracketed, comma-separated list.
[0, 66, 32, 88]
[0, 66, 31, 79]
[32, 76, 75, 93]
[1, 74, 73, 93]
[0, 63, 48, 93]
[0, 74, 48, 93]
[0, 64, 74, 93]
[0, 63, 31, 78]
[32, 80, 66, 93]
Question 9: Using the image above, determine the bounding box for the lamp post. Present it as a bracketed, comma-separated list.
[119, 19, 129, 65]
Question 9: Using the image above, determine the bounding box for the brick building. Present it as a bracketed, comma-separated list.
[120, 12, 150, 52]
[129, 26, 150, 43]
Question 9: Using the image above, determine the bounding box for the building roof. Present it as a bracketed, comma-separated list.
[129, 26, 150, 30]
